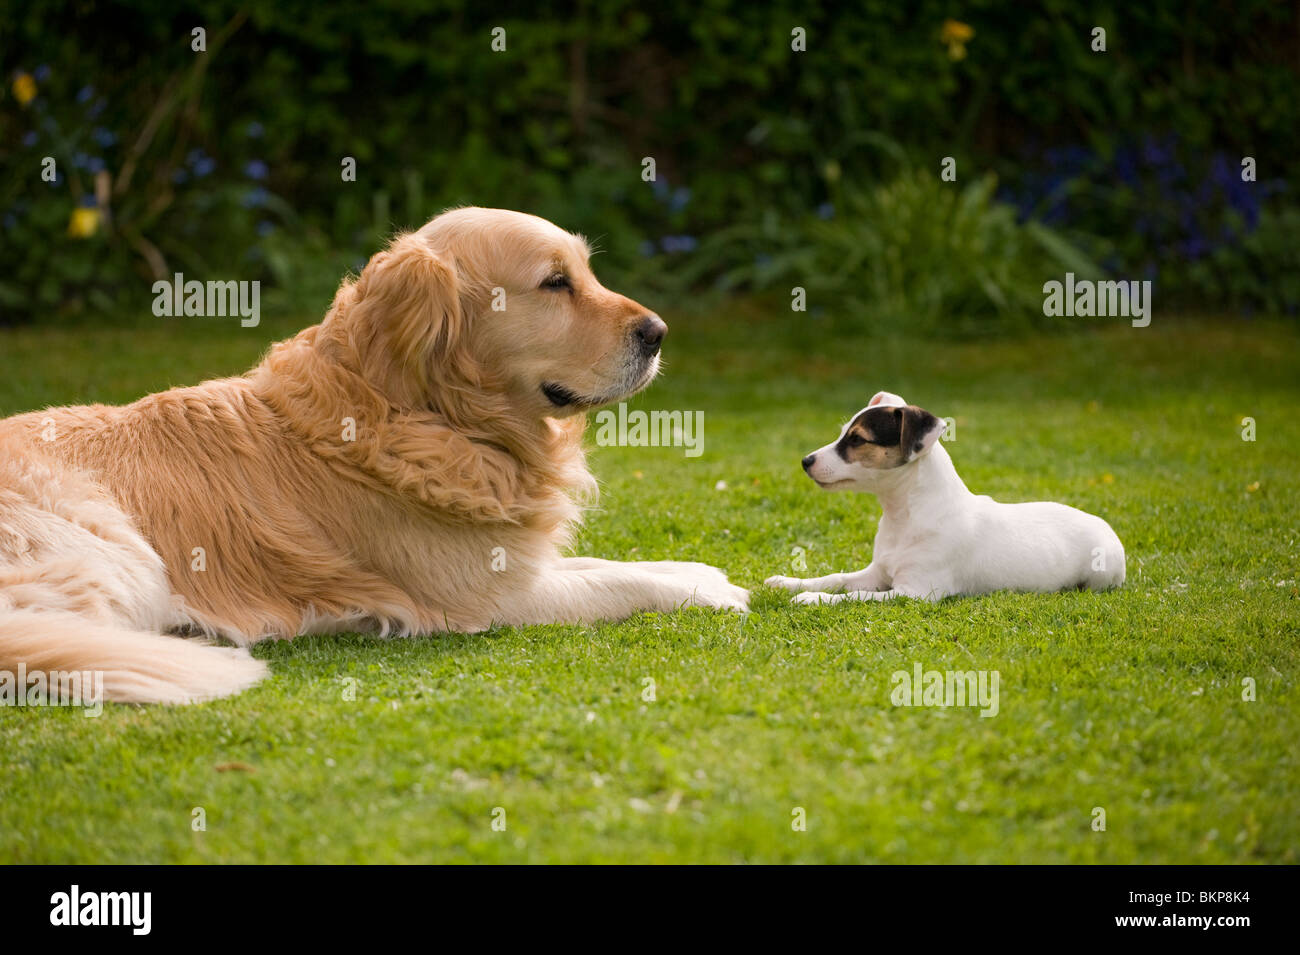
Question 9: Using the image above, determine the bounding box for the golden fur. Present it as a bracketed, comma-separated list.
[0, 208, 747, 703]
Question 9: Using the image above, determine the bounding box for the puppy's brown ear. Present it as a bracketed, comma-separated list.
[899, 405, 944, 461]
[347, 232, 463, 403]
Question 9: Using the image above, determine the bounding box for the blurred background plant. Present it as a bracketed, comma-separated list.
[1, 0, 1296, 328]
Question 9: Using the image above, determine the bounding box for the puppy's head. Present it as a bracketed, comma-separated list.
[328, 207, 665, 419]
[801, 394, 945, 491]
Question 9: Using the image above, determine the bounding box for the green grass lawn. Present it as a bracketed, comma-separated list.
[1, 303, 1297, 863]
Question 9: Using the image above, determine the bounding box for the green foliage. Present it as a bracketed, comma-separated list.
[1, 0, 1297, 323]
[1156, 203, 1300, 317]
[0, 8, 290, 319]
[686, 172, 1102, 337]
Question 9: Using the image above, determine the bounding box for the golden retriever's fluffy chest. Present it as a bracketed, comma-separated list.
[1, 367, 581, 642]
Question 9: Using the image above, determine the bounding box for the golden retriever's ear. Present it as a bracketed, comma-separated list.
[347, 232, 463, 402]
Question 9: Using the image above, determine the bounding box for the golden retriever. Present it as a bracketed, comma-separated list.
[0, 207, 748, 703]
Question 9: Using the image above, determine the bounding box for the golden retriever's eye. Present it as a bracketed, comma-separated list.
[541, 273, 571, 291]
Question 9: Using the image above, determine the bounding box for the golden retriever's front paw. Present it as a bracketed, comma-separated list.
[681, 578, 750, 613]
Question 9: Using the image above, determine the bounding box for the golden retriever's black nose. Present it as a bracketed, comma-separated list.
[802, 454, 816, 471]
[636, 315, 667, 355]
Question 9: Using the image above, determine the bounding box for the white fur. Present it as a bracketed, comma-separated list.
[0, 449, 267, 702]
[767, 391, 1125, 603]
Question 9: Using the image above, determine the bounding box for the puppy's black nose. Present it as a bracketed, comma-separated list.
[635, 315, 667, 355]
[801, 454, 816, 471]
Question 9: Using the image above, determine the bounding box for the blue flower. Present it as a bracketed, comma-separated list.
[21, 130, 37, 147]
[76, 85, 94, 103]
[639, 240, 656, 258]
[816, 202, 834, 220]
[244, 159, 269, 180]
[34, 65, 51, 82]
[1114, 147, 1138, 186]
[1181, 234, 1208, 260]
[241, 186, 269, 208]
[1207, 153, 1233, 187]
[86, 157, 106, 174]
[669, 187, 691, 212]
[1140, 134, 1178, 168]
[247, 122, 264, 138]
[77, 193, 97, 208]
[256, 220, 276, 237]
[92, 127, 117, 148]
[659, 235, 697, 253]
[172, 168, 189, 184]
[186, 149, 216, 178]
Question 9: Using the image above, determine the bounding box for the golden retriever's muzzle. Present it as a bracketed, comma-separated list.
[541, 314, 667, 410]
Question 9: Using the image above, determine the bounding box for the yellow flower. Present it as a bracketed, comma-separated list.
[941, 19, 974, 61]
[12, 72, 37, 106]
[67, 206, 101, 238]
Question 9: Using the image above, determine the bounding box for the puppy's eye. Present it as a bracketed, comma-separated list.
[845, 433, 867, 448]
[541, 274, 571, 291]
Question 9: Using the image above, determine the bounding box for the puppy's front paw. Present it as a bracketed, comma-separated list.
[765, 575, 805, 592]
[792, 591, 842, 606]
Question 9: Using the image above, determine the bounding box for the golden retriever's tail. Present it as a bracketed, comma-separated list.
[0, 609, 268, 704]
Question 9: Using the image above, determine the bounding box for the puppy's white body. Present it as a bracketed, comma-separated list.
[768, 392, 1124, 603]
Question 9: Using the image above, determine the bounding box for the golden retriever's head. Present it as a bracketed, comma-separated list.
[323, 207, 665, 422]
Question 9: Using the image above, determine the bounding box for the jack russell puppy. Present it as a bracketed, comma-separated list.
[766, 391, 1125, 604]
